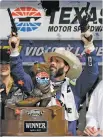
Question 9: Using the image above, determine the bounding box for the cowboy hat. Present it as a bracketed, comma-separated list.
[43, 48, 82, 80]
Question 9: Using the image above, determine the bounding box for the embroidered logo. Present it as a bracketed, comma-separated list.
[18, 80, 24, 86]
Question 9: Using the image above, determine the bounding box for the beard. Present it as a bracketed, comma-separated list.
[50, 67, 64, 78]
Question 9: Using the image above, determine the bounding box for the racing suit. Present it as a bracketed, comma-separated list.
[10, 50, 99, 135]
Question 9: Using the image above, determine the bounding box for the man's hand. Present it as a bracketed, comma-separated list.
[81, 29, 95, 53]
[8, 33, 20, 53]
[0, 88, 4, 93]
[84, 126, 98, 136]
[93, 129, 103, 136]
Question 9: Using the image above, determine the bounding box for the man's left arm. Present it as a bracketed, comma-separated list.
[76, 30, 99, 99]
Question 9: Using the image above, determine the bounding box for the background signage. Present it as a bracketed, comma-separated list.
[0, 1, 102, 40]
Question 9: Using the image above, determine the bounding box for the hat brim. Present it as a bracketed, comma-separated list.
[43, 52, 82, 80]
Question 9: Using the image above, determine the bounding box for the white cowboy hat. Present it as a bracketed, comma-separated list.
[43, 48, 82, 80]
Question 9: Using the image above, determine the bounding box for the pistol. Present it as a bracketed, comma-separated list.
[7, 8, 18, 48]
[80, 2, 92, 41]
[80, 2, 91, 32]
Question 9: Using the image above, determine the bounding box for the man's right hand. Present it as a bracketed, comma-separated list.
[84, 126, 98, 136]
[81, 29, 95, 53]
[8, 34, 20, 52]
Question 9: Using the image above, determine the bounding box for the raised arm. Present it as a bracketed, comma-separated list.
[9, 35, 34, 92]
[76, 30, 99, 99]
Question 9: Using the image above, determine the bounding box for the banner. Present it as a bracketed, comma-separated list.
[0, 40, 102, 65]
[0, 1, 102, 40]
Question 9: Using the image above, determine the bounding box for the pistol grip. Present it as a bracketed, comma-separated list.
[84, 35, 93, 42]
[11, 42, 16, 48]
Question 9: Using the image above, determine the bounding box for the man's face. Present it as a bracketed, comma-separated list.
[49, 56, 69, 78]
[0, 64, 10, 76]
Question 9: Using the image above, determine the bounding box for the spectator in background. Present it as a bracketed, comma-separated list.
[0, 49, 12, 95]
[84, 80, 103, 136]
[0, 49, 31, 118]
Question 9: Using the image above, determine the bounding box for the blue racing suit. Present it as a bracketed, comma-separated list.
[10, 50, 99, 135]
